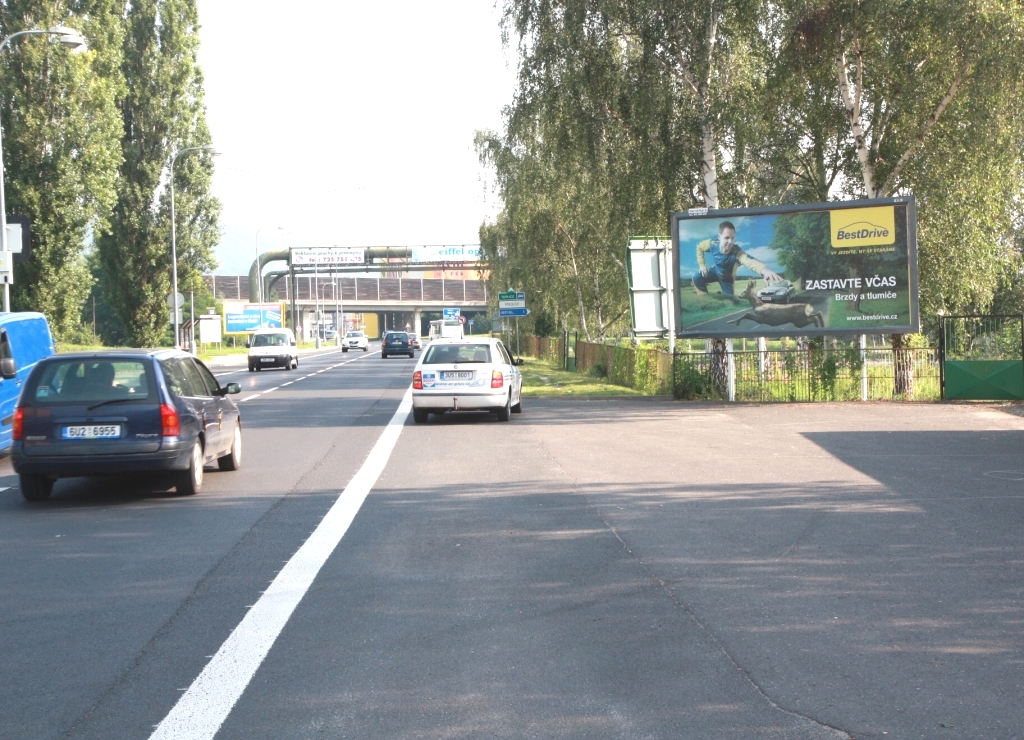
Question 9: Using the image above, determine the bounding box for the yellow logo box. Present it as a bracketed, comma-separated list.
[830, 206, 896, 248]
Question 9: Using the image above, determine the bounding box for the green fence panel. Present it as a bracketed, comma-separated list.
[944, 360, 1024, 400]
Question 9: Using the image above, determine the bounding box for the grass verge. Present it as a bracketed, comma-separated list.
[519, 357, 644, 397]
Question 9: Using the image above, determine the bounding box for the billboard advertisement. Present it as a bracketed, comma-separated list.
[224, 303, 284, 333]
[411, 245, 480, 262]
[291, 248, 365, 266]
[672, 197, 918, 338]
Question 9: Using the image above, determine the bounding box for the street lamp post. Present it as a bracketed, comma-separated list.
[170, 145, 218, 348]
[0, 26, 87, 312]
[314, 253, 320, 349]
[319, 281, 337, 344]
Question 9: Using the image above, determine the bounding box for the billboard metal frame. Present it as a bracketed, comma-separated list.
[670, 196, 919, 339]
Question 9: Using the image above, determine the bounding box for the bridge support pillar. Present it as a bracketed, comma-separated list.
[413, 307, 422, 337]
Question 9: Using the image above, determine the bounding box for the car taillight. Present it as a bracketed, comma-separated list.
[12, 407, 24, 441]
[413, 371, 423, 389]
[161, 403, 180, 437]
[491, 370, 504, 389]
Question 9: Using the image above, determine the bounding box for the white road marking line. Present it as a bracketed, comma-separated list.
[280, 381, 294, 387]
[0, 487, 9, 493]
[149, 388, 413, 740]
[237, 393, 262, 403]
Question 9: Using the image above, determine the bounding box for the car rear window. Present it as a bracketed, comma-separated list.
[30, 359, 155, 404]
[253, 333, 289, 347]
[421, 344, 492, 364]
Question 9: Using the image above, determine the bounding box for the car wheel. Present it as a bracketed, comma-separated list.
[218, 424, 242, 471]
[511, 394, 523, 414]
[19, 474, 53, 501]
[409, 352, 414, 358]
[382, 353, 388, 359]
[362, 346, 367, 352]
[255, 365, 262, 372]
[175, 441, 204, 495]
[248, 365, 254, 372]
[413, 407, 429, 424]
[342, 347, 348, 353]
[496, 392, 511, 422]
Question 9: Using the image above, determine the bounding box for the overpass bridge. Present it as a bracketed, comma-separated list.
[204, 273, 490, 336]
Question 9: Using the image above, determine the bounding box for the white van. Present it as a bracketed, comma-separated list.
[428, 319, 464, 341]
[247, 328, 298, 371]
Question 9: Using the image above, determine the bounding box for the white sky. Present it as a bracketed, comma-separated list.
[196, 0, 517, 275]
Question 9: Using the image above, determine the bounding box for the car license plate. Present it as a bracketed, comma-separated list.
[261, 357, 274, 362]
[441, 371, 473, 380]
[62, 425, 120, 440]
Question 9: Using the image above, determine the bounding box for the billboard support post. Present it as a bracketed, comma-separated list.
[860, 334, 868, 401]
[758, 337, 766, 378]
[726, 338, 735, 402]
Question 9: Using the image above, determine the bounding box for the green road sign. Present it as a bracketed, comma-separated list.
[498, 290, 519, 301]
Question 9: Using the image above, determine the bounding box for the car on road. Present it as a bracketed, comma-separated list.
[342, 330, 369, 352]
[407, 332, 421, 351]
[382, 331, 414, 359]
[411, 338, 523, 423]
[12, 350, 242, 501]
[247, 327, 298, 371]
[757, 279, 797, 304]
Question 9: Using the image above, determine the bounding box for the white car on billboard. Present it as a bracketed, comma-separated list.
[411, 338, 523, 423]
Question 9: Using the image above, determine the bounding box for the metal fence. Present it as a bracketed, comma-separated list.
[674, 347, 940, 401]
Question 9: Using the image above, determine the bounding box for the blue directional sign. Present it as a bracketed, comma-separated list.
[499, 307, 530, 317]
[443, 308, 461, 320]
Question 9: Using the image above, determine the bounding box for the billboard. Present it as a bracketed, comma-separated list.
[224, 303, 284, 333]
[291, 248, 365, 266]
[672, 197, 918, 338]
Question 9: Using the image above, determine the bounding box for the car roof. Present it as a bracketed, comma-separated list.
[426, 337, 498, 345]
[39, 349, 196, 362]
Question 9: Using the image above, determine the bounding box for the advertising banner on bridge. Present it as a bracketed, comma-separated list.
[291, 248, 365, 266]
[411, 245, 481, 262]
[671, 197, 919, 339]
[223, 302, 284, 333]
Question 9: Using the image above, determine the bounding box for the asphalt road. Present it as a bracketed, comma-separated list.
[2, 348, 1024, 740]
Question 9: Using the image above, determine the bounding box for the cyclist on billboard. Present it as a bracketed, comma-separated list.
[693, 221, 781, 295]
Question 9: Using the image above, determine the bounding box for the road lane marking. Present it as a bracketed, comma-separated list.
[149, 387, 413, 740]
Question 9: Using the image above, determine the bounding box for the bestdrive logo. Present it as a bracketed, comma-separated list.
[830, 206, 896, 248]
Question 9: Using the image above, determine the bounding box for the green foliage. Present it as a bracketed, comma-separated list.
[96, 0, 220, 347]
[2, 1, 125, 342]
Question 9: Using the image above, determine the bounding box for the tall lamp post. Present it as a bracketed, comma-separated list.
[169, 145, 218, 348]
[255, 226, 283, 329]
[0, 26, 87, 312]
[319, 282, 337, 344]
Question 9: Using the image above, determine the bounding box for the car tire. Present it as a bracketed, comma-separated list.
[412, 407, 429, 424]
[342, 347, 349, 353]
[255, 366, 262, 371]
[175, 441, 204, 495]
[496, 393, 512, 422]
[248, 365, 254, 372]
[382, 353, 388, 359]
[409, 352, 414, 358]
[218, 424, 242, 471]
[20, 474, 53, 501]
[363, 346, 367, 352]
[511, 395, 523, 414]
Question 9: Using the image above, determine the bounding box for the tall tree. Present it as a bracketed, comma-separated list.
[1, 0, 124, 342]
[97, 0, 219, 347]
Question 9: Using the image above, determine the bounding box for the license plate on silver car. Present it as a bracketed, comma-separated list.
[62, 425, 120, 440]
[441, 371, 473, 380]
[261, 357, 274, 362]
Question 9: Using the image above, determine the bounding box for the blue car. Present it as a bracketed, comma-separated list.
[12, 350, 242, 501]
[0, 312, 56, 452]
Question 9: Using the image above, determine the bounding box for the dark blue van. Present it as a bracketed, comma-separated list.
[0, 313, 55, 452]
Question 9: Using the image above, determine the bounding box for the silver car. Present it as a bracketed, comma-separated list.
[757, 280, 796, 304]
[411, 338, 523, 423]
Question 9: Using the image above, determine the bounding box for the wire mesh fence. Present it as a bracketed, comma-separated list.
[674, 347, 940, 401]
[941, 315, 1023, 361]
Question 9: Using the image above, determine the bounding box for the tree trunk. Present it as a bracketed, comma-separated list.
[892, 334, 914, 398]
[708, 338, 728, 397]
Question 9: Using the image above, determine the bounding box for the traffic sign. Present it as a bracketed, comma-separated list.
[167, 292, 185, 309]
[497, 290, 517, 301]
[498, 299, 526, 309]
[458, 315, 466, 324]
[499, 307, 530, 317]
[443, 307, 461, 320]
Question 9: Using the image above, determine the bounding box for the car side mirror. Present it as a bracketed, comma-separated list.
[0, 357, 15, 379]
[224, 382, 241, 395]
[291, 340, 296, 346]
[515, 358, 525, 366]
